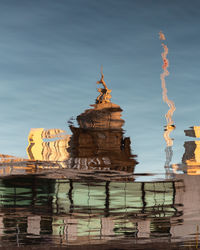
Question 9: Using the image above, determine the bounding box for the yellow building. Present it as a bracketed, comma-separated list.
[183, 126, 200, 175]
[26, 128, 71, 161]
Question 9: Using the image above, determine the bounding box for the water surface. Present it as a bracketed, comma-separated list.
[1, 0, 200, 248]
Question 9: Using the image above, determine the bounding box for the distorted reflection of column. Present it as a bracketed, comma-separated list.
[170, 175, 200, 239]
[64, 218, 77, 242]
[104, 181, 110, 217]
[101, 180, 115, 239]
[141, 182, 146, 214]
[101, 217, 115, 239]
[137, 220, 150, 238]
[0, 215, 3, 236]
[68, 180, 74, 214]
[27, 216, 41, 235]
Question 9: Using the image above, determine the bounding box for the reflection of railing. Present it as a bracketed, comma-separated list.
[0, 177, 180, 244]
[0, 180, 178, 215]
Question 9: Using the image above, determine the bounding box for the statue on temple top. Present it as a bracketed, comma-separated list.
[96, 66, 112, 104]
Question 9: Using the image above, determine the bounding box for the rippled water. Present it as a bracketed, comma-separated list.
[1, 1, 200, 249]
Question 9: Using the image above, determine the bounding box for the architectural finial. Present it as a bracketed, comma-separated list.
[96, 66, 112, 104]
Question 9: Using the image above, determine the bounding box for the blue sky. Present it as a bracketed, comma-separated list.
[0, 0, 200, 173]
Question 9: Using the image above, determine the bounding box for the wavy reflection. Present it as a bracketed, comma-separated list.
[27, 128, 71, 161]
[159, 31, 176, 127]
[69, 101, 137, 172]
[160, 32, 176, 177]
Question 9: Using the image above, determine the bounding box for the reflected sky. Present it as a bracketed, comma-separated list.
[1, 0, 200, 175]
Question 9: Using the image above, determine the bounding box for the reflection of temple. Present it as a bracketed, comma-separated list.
[66, 71, 137, 172]
[1, 72, 137, 176]
[68, 71, 137, 172]
[69, 102, 137, 172]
